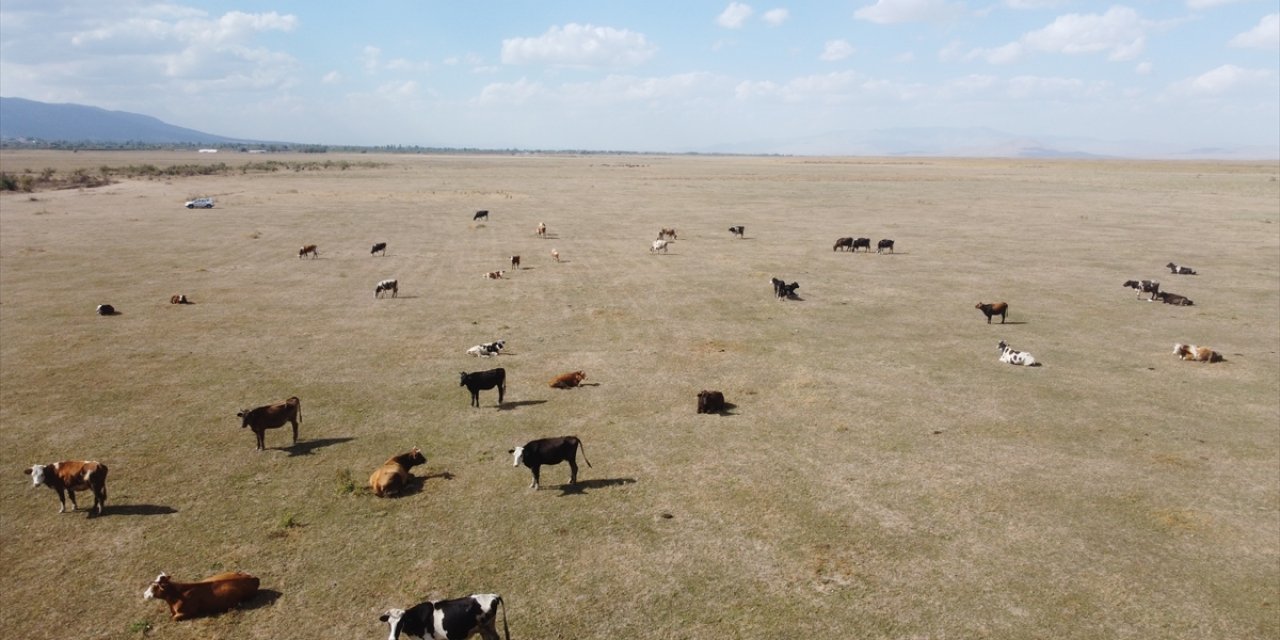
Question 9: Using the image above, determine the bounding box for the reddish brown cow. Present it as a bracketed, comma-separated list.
[975, 301, 1008, 324]
[549, 371, 587, 389]
[369, 447, 427, 497]
[24, 460, 108, 516]
[144, 572, 260, 621]
[298, 244, 318, 259]
[237, 396, 301, 451]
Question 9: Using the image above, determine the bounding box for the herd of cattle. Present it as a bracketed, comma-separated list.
[42, 205, 1222, 636]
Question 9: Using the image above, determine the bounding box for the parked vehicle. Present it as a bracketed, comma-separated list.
[185, 197, 215, 209]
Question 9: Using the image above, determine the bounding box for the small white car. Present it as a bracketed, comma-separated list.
[185, 197, 215, 209]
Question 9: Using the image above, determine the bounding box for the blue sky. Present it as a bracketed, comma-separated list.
[1, 1, 1277, 153]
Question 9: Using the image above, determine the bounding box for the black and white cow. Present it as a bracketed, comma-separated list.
[728, 225, 745, 238]
[770, 277, 800, 300]
[466, 339, 506, 357]
[96, 304, 116, 316]
[376, 279, 399, 299]
[997, 340, 1039, 366]
[509, 436, 591, 490]
[1166, 262, 1197, 275]
[1122, 279, 1160, 300]
[379, 594, 508, 640]
[371, 242, 387, 256]
[852, 237, 872, 252]
[460, 368, 505, 407]
[473, 210, 489, 221]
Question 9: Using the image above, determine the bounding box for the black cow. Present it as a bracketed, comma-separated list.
[729, 225, 745, 238]
[833, 237, 854, 251]
[473, 210, 489, 221]
[1156, 291, 1194, 306]
[371, 242, 387, 256]
[509, 436, 592, 490]
[460, 368, 505, 407]
[1122, 279, 1160, 300]
[852, 237, 871, 252]
[237, 396, 301, 451]
[697, 390, 726, 414]
[877, 239, 894, 253]
[96, 304, 116, 316]
[379, 594, 508, 640]
[770, 277, 800, 300]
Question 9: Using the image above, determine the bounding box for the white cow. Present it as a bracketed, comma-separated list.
[998, 340, 1038, 366]
[650, 239, 670, 253]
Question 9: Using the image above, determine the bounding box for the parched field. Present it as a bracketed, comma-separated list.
[1, 151, 1277, 640]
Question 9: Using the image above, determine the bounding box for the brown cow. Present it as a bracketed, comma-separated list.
[536, 222, 547, 237]
[975, 301, 1008, 324]
[369, 447, 427, 497]
[549, 371, 587, 389]
[169, 294, 190, 304]
[144, 572, 260, 621]
[237, 396, 301, 451]
[1173, 343, 1223, 363]
[298, 244, 318, 259]
[697, 390, 726, 414]
[24, 460, 108, 516]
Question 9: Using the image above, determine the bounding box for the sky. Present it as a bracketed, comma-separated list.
[1, 0, 1277, 153]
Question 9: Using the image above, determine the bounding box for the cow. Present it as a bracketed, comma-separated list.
[659, 228, 677, 240]
[170, 294, 190, 304]
[536, 222, 546, 237]
[369, 447, 427, 498]
[299, 244, 318, 259]
[833, 237, 854, 251]
[551, 248, 560, 262]
[473, 210, 489, 221]
[509, 436, 592, 490]
[877, 239, 895, 254]
[729, 225, 745, 238]
[1173, 343, 1223, 363]
[549, 371, 586, 389]
[371, 242, 387, 256]
[696, 390, 726, 414]
[143, 572, 260, 622]
[376, 279, 399, 298]
[770, 277, 799, 300]
[510, 255, 520, 270]
[379, 594, 509, 640]
[1122, 279, 1160, 301]
[852, 237, 872, 252]
[997, 340, 1039, 366]
[24, 460, 108, 516]
[466, 340, 505, 358]
[1166, 262, 1197, 275]
[1156, 291, 1194, 306]
[484, 270, 505, 280]
[975, 302, 1008, 324]
[650, 239, 671, 253]
[96, 304, 116, 316]
[460, 368, 505, 408]
[237, 396, 301, 451]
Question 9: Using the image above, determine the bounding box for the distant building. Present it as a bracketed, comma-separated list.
[198, 148, 218, 153]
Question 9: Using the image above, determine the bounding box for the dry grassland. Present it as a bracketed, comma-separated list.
[1, 150, 1277, 639]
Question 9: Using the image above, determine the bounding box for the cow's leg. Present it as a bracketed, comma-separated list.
[54, 487, 69, 513]
[568, 458, 580, 485]
[1000, 313, 1006, 324]
[290, 418, 299, 444]
[497, 383, 505, 406]
[471, 390, 480, 407]
[256, 429, 266, 451]
[478, 624, 501, 640]
[94, 484, 107, 515]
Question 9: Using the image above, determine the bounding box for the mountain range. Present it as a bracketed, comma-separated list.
[2, 96, 1275, 159]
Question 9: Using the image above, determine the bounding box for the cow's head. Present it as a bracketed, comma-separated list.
[24, 464, 47, 487]
[998, 340, 1009, 352]
[459, 372, 470, 386]
[236, 409, 250, 427]
[408, 447, 426, 466]
[509, 446, 525, 467]
[379, 608, 407, 640]
[144, 573, 171, 600]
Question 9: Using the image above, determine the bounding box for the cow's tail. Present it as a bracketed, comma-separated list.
[577, 438, 593, 468]
[498, 595, 511, 640]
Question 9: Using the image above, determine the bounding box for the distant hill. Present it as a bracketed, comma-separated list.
[0, 97, 245, 144]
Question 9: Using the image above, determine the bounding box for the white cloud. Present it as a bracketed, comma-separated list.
[361, 46, 381, 72]
[322, 70, 342, 84]
[735, 71, 860, 103]
[477, 78, 546, 105]
[855, 0, 967, 24]
[501, 23, 656, 67]
[1186, 0, 1247, 8]
[1177, 64, 1274, 95]
[762, 8, 790, 26]
[1229, 13, 1279, 50]
[1135, 61, 1152, 75]
[717, 3, 755, 28]
[1004, 0, 1066, 8]
[820, 40, 855, 61]
[971, 6, 1149, 64]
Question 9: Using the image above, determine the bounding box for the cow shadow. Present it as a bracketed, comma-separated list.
[106, 503, 178, 517]
[997, 321, 1028, 325]
[702, 402, 739, 416]
[393, 471, 455, 497]
[390, 295, 421, 299]
[241, 589, 283, 612]
[784, 295, 805, 302]
[556, 477, 637, 496]
[283, 437, 355, 457]
[497, 399, 548, 411]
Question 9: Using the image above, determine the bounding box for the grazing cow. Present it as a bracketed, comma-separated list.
[770, 277, 800, 300]
[551, 248, 560, 262]
[298, 244, 318, 259]
[1156, 291, 1194, 306]
[975, 301, 1008, 324]
[379, 594, 509, 640]
[237, 396, 301, 451]
[466, 340, 505, 358]
[1122, 279, 1160, 300]
[473, 210, 489, 221]
[96, 304, 116, 316]
[510, 255, 520, 270]
[509, 436, 592, 490]
[170, 294, 190, 304]
[24, 460, 108, 516]
[369, 447, 427, 497]
[659, 228, 677, 240]
[877, 239, 895, 254]
[1173, 343, 1223, 363]
[536, 222, 546, 237]
[852, 237, 872, 252]
[143, 572, 259, 622]
[460, 368, 505, 407]
[729, 225, 745, 238]
[371, 242, 387, 256]
[549, 370, 587, 389]
[375, 279, 398, 298]
[696, 390, 726, 414]
[484, 270, 505, 280]
[1166, 262, 1197, 275]
[833, 237, 854, 251]
[650, 239, 671, 253]
[997, 340, 1039, 366]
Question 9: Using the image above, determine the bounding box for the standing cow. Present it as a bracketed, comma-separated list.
[460, 369, 506, 407]
[24, 460, 108, 516]
[833, 237, 854, 251]
[237, 396, 301, 451]
[975, 301, 1008, 324]
[697, 390, 726, 414]
[877, 239, 894, 254]
[509, 436, 592, 490]
[371, 242, 387, 256]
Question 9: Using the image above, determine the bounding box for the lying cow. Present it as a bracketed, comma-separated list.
[650, 239, 671, 253]
[1174, 343, 1223, 363]
[380, 594, 508, 640]
[298, 244, 318, 259]
[697, 390, 726, 414]
[24, 460, 108, 516]
[170, 294, 190, 304]
[510, 436, 592, 490]
[852, 237, 872, 252]
[975, 301, 1008, 324]
[833, 237, 854, 252]
[484, 270, 505, 280]
[997, 340, 1039, 366]
[144, 571, 260, 621]
[460, 368, 505, 407]
[549, 370, 586, 388]
[371, 242, 387, 256]
[1166, 262, 1197, 275]
[376, 279, 398, 299]
[877, 239, 894, 254]
[473, 210, 489, 221]
[466, 339, 506, 358]
[770, 277, 800, 300]
[237, 396, 301, 451]
[369, 447, 427, 498]
[729, 225, 745, 238]
[96, 304, 116, 316]
[1156, 291, 1194, 306]
[1122, 279, 1160, 300]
